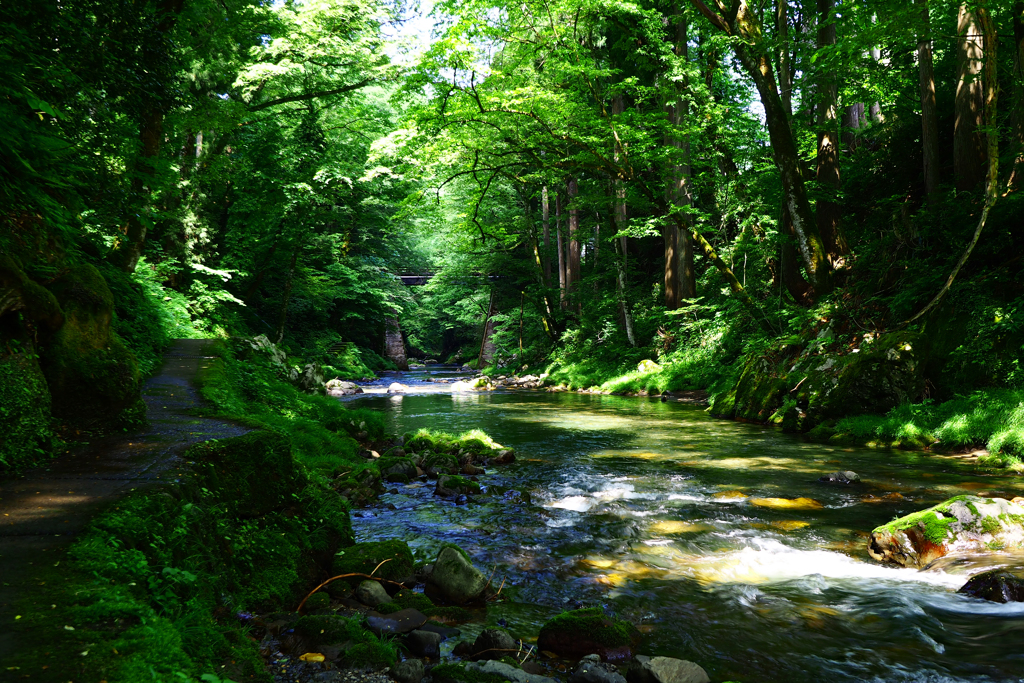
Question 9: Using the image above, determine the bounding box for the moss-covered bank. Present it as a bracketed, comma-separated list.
[4, 430, 352, 682]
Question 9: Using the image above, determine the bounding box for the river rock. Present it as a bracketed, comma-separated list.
[470, 628, 518, 660]
[366, 608, 427, 635]
[355, 579, 390, 607]
[537, 608, 640, 661]
[325, 379, 363, 396]
[435, 474, 481, 498]
[818, 470, 861, 485]
[868, 495, 1024, 568]
[388, 382, 409, 393]
[465, 660, 557, 683]
[488, 449, 516, 465]
[427, 547, 488, 604]
[627, 656, 709, 683]
[390, 659, 424, 683]
[957, 569, 1024, 603]
[572, 654, 627, 683]
[406, 629, 443, 657]
[450, 381, 474, 393]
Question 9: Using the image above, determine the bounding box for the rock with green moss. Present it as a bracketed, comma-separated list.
[40, 263, 144, 430]
[626, 656, 709, 683]
[427, 546, 488, 604]
[0, 352, 54, 474]
[294, 614, 368, 647]
[537, 608, 640, 661]
[424, 452, 459, 476]
[331, 539, 415, 584]
[868, 495, 1024, 568]
[379, 455, 418, 482]
[436, 474, 482, 498]
[303, 591, 331, 611]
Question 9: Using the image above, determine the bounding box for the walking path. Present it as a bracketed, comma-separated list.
[0, 339, 247, 661]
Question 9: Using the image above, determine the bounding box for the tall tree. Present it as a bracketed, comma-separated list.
[955, 1, 988, 191]
[668, 9, 697, 304]
[916, 0, 941, 202]
[690, 0, 833, 296]
[1009, 1, 1024, 190]
[815, 0, 846, 265]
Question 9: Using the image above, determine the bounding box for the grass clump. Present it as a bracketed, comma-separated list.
[833, 388, 1024, 467]
[404, 427, 506, 456]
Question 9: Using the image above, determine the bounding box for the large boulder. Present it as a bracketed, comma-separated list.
[868, 495, 1024, 568]
[537, 608, 640, 661]
[626, 656, 709, 683]
[957, 570, 1024, 603]
[326, 379, 363, 396]
[41, 263, 144, 429]
[426, 547, 488, 604]
[711, 330, 928, 433]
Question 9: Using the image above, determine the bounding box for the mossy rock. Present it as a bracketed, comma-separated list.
[294, 614, 368, 647]
[430, 662, 508, 683]
[40, 263, 143, 430]
[303, 591, 331, 611]
[378, 455, 418, 481]
[185, 431, 307, 517]
[0, 254, 64, 333]
[436, 474, 481, 498]
[537, 608, 640, 660]
[424, 452, 459, 475]
[868, 495, 1024, 568]
[0, 351, 55, 474]
[331, 539, 414, 584]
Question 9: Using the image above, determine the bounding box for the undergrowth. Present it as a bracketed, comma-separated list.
[197, 338, 385, 476]
[832, 388, 1024, 468]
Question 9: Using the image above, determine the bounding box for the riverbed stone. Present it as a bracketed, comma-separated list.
[627, 656, 709, 683]
[325, 379, 363, 396]
[571, 655, 627, 683]
[868, 495, 1024, 568]
[537, 608, 640, 661]
[390, 659, 424, 683]
[818, 470, 860, 485]
[388, 382, 410, 393]
[465, 660, 557, 683]
[957, 569, 1024, 603]
[470, 628, 518, 660]
[435, 474, 481, 498]
[366, 608, 428, 635]
[427, 547, 488, 604]
[331, 539, 415, 585]
[406, 629, 443, 657]
[356, 579, 391, 607]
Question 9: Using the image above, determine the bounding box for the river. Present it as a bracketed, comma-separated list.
[345, 368, 1024, 682]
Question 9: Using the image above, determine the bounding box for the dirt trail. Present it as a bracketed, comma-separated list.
[0, 339, 247, 661]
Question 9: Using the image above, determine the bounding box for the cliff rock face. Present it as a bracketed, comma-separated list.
[710, 331, 927, 433]
[868, 495, 1024, 568]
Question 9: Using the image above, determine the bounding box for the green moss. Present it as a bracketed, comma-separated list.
[872, 495, 982, 545]
[343, 640, 399, 668]
[538, 608, 639, 648]
[0, 351, 56, 474]
[981, 516, 1003, 534]
[295, 614, 368, 646]
[437, 474, 482, 494]
[304, 591, 331, 610]
[430, 663, 509, 683]
[331, 539, 414, 584]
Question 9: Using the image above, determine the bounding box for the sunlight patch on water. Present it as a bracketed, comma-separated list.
[650, 520, 713, 534]
[749, 497, 824, 511]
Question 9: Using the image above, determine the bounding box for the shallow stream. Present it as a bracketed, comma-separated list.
[347, 368, 1024, 682]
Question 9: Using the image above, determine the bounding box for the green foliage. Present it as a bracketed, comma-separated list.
[405, 428, 506, 455]
[834, 389, 1024, 467]
[0, 352, 55, 474]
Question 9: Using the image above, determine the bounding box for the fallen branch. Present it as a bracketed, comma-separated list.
[296, 559, 398, 612]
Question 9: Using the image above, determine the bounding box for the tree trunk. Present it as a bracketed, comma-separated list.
[917, 0, 941, 203]
[842, 103, 864, 150]
[1009, 2, 1024, 191]
[542, 185, 552, 284]
[690, 0, 832, 296]
[776, 0, 792, 116]
[955, 2, 987, 192]
[610, 96, 636, 346]
[670, 12, 697, 301]
[567, 177, 581, 300]
[113, 0, 186, 273]
[276, 247, 299, 344]
[556, 191, 567, 308]
[780, 205, 812, 305]
[816, 0, 846, 265]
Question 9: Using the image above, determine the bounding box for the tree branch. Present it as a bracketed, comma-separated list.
[248, 79, 373, 112]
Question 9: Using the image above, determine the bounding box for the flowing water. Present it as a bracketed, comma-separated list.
[347, 369, 1024, 682]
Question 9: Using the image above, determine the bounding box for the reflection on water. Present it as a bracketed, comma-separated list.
[345, 382, 1024, 682]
